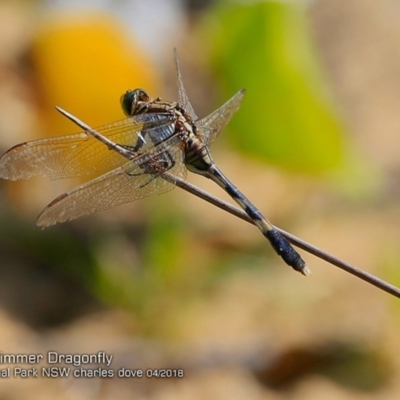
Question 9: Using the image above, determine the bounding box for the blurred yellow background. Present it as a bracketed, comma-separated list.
[0, 0, 399, 399]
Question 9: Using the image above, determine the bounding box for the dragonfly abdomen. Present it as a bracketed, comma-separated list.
[201, 164, 309, 275]
[264, 229, 309, 274]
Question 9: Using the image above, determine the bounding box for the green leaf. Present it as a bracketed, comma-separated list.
[200, 1, 345, 173]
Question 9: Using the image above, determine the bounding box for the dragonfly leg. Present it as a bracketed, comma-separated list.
[128, 150, 176, 189]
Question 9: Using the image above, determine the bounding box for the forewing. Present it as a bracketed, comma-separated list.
[197, 89, 245, 146]
[0, 113, 173, 181]
[36, 141, 186, 227]
[174, 48, 197, 121]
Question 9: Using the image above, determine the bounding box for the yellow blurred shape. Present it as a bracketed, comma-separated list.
[5, 11, 161, 215]
[31, 10, 161, 137]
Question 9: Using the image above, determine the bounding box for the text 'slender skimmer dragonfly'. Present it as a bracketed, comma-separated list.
[0, 50, 309, 275]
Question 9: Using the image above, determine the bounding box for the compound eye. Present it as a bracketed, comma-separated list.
[120, 89, 150, 116]
[120, 90, 137, 116]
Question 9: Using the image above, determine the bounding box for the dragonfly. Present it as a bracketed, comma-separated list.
[0, 50, 309, 275]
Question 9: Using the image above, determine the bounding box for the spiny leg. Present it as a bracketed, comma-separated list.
[206, 165, 310, 275]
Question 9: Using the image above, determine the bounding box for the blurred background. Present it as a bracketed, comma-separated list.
[0, 0, 400, 398]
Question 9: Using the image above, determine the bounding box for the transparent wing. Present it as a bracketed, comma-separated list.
[197, 89, 245, 146]
[174, 48, 197, 120]
[37, 142, 186, 227]
[0, 113, 174, 181]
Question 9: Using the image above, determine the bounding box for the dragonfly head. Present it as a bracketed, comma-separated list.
[120, 89, 151, 116]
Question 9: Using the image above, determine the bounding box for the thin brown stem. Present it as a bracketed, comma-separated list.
[162, 172, 400, 299]
[56, 107, 400, 299]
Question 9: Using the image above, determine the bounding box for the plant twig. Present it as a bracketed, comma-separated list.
[162, 172, 400, 299]
[56, 107, 400, 299]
